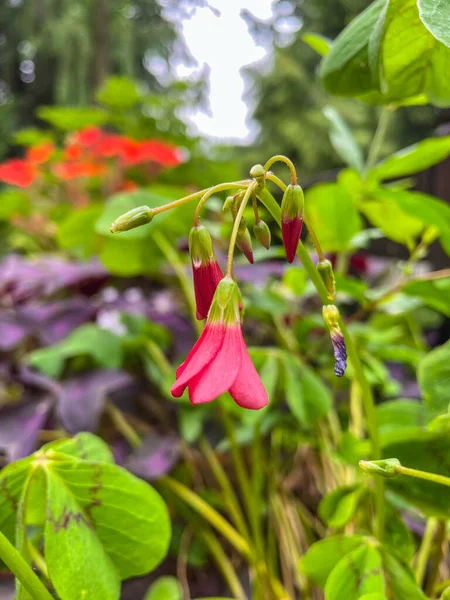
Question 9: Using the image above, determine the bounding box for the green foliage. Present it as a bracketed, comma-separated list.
[418, 0, 450, 48]
[418, 340, 450, 417]
[144, 577, 183, 600]
[324, 107, 365, 172]
[318, 484, 365, 528]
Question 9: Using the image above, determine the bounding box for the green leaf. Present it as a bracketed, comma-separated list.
[283, 266, 307, 296]
[334, 273, 368, 306]
[179, 405, 211, 444]
[370, 136, 450, 180]
[383, 504, 415, 562]
[0, 190, 30, 220]
[325, 544, 385, 600]
[319, 0, 386, 96]
[418, 340, 450, 417]
[441, 586, 450, 599]
[305, 183, 362, 252]
[58, 205, 103, 259]
[319, 484, 364, 528]
[27, 324, 123, 378]
[324, 107, 364, 172]
[96, 77, 142, 110]
[358, 595, 388, 600]
[49, 458, 171, 580]
[45, 433, 114, 463]
[144, 577, 182, 600]
[376, 399, 428, 435]
[418, 0, 450, 48]
[382, 549, 427, 600]
[403, 278, 450, 317]
[37, 106, 109, 130]
[302, 33, 331, 56]
[299, 535, 366, 588]
[45, 467, 120, 600]
[283, 354, 332, 425]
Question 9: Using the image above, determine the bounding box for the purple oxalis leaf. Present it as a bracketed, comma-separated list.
[0, 316, 29, 351]
[0, 400, 52, 462]
[126, 433, 180, 480]
[57, 369, 133, 434]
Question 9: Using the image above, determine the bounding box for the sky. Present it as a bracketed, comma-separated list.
[175, 0, 275, 143]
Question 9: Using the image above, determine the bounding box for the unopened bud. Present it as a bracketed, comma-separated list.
[359, 458, 400, 479]
[249, 164, 265, 187]
[189, 225, 214, 268]
[238, 216, 247, 235]
[223, 196, 235, 212]
[322, 305, 347, 377]
[236, 227, 254, 264]
[317, 259, 335, 300]
[280, 184, 304, 263]
[253, 219, 271, 249]
[110, 205, 153, 233]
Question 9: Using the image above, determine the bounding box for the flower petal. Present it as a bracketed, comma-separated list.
[171, 324, 224, 397]
[229, 343, 268, 410]
[282, 216, 303, 263]
[193, 260, 223, 320]
[188, 325, 242, 405]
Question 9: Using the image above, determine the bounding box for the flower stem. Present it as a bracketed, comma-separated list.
[226, 182, 255, 275]
[263, 155, 297, 185]
[395, 465, 450, 487]
[193, 181, 250, 226]
[364, 106, 394, 176]
[265, 171, 325, 261]
[251, 190, 260, 222]
[152, 189, 206, 216]
[415, 518, 438, 586]
[0, 529, 54, 600]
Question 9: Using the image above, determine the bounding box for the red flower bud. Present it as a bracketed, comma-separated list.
[253, 219, 271, 250]
[189, 225, 223, 320]
[280, 184, 304, 263]
[236, 226, 254, 264]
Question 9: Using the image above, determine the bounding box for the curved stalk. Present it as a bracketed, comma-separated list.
[226, 182, 255, 275]
[193, 181, 249, 226]
[263, 155, 297, 185]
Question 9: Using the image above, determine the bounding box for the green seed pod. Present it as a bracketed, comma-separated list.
[110, 206, 153, 233]
[359, 458, 401, 479]
[253, 219, 271, 250]
[317, 259, 335, 300]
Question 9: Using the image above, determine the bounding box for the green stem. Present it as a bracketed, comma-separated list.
[415, 518, 438, 587]
[226, 182, 255, 275]
[152, 230, 202, 335]
[425, 520, 446, 597]
[264, 155, 297, 185]
[161, 476, 251, 559]
[193, 181, 249, 226]
[201, 529, 247, 600]
[258, 185, 384, 539]
[105, 401, 142, 449]
[364, 107, 393, 176]
[146, 339, 172, 377]
[152, 189, 206, 216]
[0, 530, 54, 600]
[396, 465, 450, 488]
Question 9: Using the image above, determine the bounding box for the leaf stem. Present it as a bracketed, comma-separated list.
[396, 464, 450, 487]
[415, 518, 438, 587]
[193, 181, 250, 226]
[226, 182, 255, 275]
[364, 106, 393, 176]
[0, 529, 54, 600]
[263, 155, 297, 185]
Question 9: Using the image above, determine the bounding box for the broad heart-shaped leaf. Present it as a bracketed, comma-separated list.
[418, 340, 450, 417]
[26, 324, 123, 378]
[299, 535, 366, 588]
[418, 0, 450, 48]
[323, 107, 364, 172]
[44, 432, 114, 463]
[324, 544, 385, 600]
[404, 278, 450, 317]
[48, 458, 171, 578]
[381, 548, 427, 600]
[144, 577, 182, 600]
[305, 183, 362, 252]
[282, 353, 332, 425]
[319, 0, 386, 95]
[96, 187, 195, 276]
[318, 484, 365, 529]
[382, 428, 450, 517]
[45, 468, 121, 600]
[369, 136, 450, 181]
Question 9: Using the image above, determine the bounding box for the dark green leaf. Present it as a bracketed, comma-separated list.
[299, 535, 366, 587]
[383, 504, 415, 562]
[404, 278, 450, 317]
[382, 549, 427, 600]
[325, 544, 385, 600]
[418, 0, 450, 48]
[418, 340, 450, 417]
[376, 400, 428, 435]
[319, 484, 364, 528]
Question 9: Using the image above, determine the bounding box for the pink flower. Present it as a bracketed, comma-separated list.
[171, 276, 268, 409]
[189, 225, 223, 320]
[280, 183, 304, 263]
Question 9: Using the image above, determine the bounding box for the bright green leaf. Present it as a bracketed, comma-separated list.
[418, 0, 450, 48]
[37, 107, 108, 130]
[319, 484, 364, 528]
[144, 577, 182, 600]
[418, 340, 450, 417]
[58, 205, 103, 259]
[302, 33, 331, 56]
[96, 77, 142, 110]
[382, 549, 427, 600]
[404, 278, 450, 317]
[45, 433, 114, 464]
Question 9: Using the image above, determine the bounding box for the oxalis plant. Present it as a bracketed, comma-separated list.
[1, 1, 450, 600]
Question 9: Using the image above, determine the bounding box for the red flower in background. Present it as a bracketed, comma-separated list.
[53, 161, 107, 181]
[0, 159, 37, 188]
[64, 144, 83, 161]
[71, 127, 104, 148]
[171, 277, 268, 409]
[26, 142, 55, 164]
[119, 138, 181, 168]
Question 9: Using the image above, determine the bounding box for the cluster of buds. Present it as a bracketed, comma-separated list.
[110, 156, 348, 410]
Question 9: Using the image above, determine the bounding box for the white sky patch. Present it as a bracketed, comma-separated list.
[176, 0, 274, 143]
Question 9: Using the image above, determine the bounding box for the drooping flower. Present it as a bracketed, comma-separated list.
[171, 276, 268, 409]
[322, 305, 347, 377]
[189, 225, 223, 320]
[280, 183, 304, 262]
[26, 142, 55, 164]
[0, 159, 37, 188]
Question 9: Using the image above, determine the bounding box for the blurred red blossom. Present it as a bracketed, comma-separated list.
[0, 159, 37, 188]
[26, 142, 55, 164]
[53, 160, 108, 181]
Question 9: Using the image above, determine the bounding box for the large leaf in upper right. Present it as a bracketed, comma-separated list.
[418, 340, 450, 417]
[418, 0, 450, 48]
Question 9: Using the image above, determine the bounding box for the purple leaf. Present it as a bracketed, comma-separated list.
[0, 400, 52, 462]
[57, 369, 133, 433]
[0, 316, 28, 351]
[126, 433, 180, 480]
